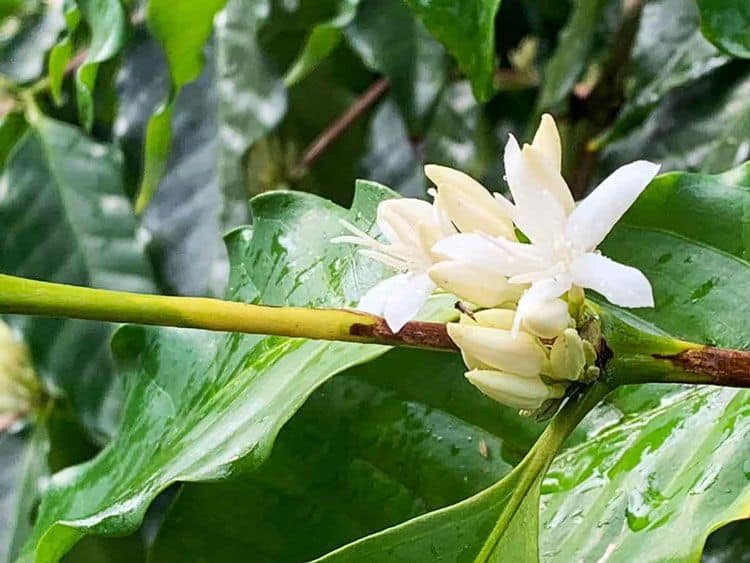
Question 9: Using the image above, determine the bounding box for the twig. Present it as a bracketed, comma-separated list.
[567, 0, 644, 198]
[298, 77, 390, 170]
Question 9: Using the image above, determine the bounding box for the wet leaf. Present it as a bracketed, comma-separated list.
[149, 347, 545, 561]
[216, 0, 286, 228]
[602, 0, 731, 145]
[17, 182, 453, 562]
[0, 115, 155, 438]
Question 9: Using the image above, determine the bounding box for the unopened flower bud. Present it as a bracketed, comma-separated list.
[521, 298, 572, 339]
[550, 328, 586, 381]
[447, 322, 548, 377]
[425, 164, 516, 239]
[0, 321, 42, 417]
[429, 261, 525, 308]
[465, 369, 565, 410]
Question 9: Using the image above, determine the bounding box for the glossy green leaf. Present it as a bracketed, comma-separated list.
[149, 347, 547, 561]
[73, 0, 127, 131]
[0, 115, 155, 438]
[17, 182, 453, 562]
[284, 0, 360, 87]
[0, 112, 27, 170]
[308, 167, 750, 562]
[0, 422, 48, 563]
[536, 0, 611, 112]
[47, 0, 80, 106]
[537, 168, 750, 562]
[601, 0, 731, 146]
[116, 28, 227, 297]
[345, 0, 446, 131]
[216, 0, 287, 228]
[697, 0, 750, 58]
[404, 0, 501, 102]
[135, 0, 228, 213]
[601, 62, 750, 174]
[0, 0, 64, 83]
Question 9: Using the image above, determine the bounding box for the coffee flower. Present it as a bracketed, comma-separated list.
[424, 166, 525, 308]
[434, 114, 659, 334]
[447, 310, 566, 410]
[332, 198, 455, 332]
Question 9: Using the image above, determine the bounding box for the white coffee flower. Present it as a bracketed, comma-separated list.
[0, 321, 41, 418]
[434, 114, 660, 334]
[332, 198, 455, 332]
[424, 165, 524, 307]
[447, 310, 565, 410]
[465, 369, 565, 411]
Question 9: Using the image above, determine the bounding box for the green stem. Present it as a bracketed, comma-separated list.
[475, 381, 612, 562]
[0, 274, 458, 351]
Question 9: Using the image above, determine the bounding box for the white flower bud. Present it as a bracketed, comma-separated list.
[550, 328, 586, 381]
[425, 164, 516, 239]
[521, 298, 572, 338]
[447, 322, 548, 378]
[465, 369, 566, 410]
[0, 321, 41, 417]
[428, 261, 525, 307]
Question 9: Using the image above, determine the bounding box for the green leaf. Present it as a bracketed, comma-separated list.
[116, 28, 227, 296]
[284, 0, 360, 87]
[345, 0, 446, 131]
[404, 0, 501, 102]
[149, 347, 544, 561]
[135, 0, 228, 213]
[537, 168, 750, 562]
[307, 167, 750, 562]
[600, 0, 731, 145]
[47, 0, 80, 106]
[74, 0, 127, 131]
[317, 384, 607, 562]
[0, 115, 155, 438]
[536, 0, 611, 112]
[0, 112, 27, 170]
[0, 0, 64, 83]
[216, 0, 286, 228]
[601, 62, 750, 174]
[697, 0, 750, 58]
[18, 182, 453, 562]
[0, 422, 49, 563]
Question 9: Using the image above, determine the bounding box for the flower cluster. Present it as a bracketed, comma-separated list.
[334, 115, 659, 412]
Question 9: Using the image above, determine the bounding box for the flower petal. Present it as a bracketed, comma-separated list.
[503, 135, 568, 244]
[523, 144, 575, 213]
[428, 260, 525, 307]
[357, 273, 410, 317]
[566, 160, 660, 251]
[377, 198, 434, 245]
[465, 369, 565, 410]
[571, 252, 654, 308]
[382, 273, 436, 332]
[513, 276, 572, 336]
[425, 164, 515, 239]
[531, 113, 562, 173]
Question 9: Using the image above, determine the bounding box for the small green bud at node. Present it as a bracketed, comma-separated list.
[0, 321, 43, 419]
[550, 328, 586, 381]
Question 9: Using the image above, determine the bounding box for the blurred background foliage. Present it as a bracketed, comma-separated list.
[0, 0, 749, 561]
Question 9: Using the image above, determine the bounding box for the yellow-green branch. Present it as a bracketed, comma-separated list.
[0, 274, 458, 351]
